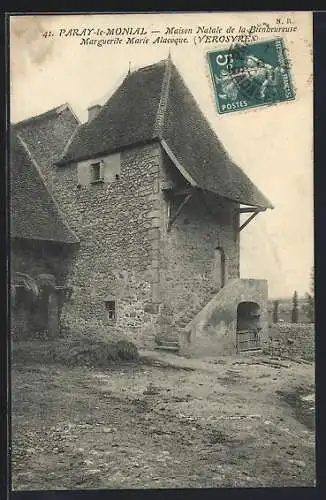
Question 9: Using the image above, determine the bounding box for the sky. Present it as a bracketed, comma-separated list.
[9, 12, 314, 298]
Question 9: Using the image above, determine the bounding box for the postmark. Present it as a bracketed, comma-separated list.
[207, 38, 295, 114]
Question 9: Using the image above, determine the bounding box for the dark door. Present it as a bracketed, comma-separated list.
[236, 302, 261, 352]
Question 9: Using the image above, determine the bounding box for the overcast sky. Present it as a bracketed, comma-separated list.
[10, 12, 313, 298]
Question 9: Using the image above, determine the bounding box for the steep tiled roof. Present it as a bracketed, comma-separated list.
[10, 132, 79, 244]
[58, 63, 166, 165]
[58, 60, 273, 209]
[12, 103, 80, 170]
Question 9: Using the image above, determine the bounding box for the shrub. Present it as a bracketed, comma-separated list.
[291, 291, 299, 324]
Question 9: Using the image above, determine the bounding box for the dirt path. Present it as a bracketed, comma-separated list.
[11, 351, 315, 490]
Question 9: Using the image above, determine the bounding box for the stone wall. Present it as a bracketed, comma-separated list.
[34, 140, 243, 347]
[158, 152, 240, 335]
[264, 323, 315, 361]
[46, 142, 162, 345]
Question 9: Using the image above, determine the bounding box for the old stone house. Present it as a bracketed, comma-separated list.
[11, 58, 273, 354]
[10, 105, 80, 338]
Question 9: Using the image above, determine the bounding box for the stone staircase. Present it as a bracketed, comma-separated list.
[154, 303, 206, 353]
[183, 278, 268, 356]
[141, 279, 268, 355]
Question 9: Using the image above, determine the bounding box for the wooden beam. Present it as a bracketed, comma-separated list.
[160, 139, 198, 187]
[174, 187, 193, 196]
[239, 210, 260, 232]
[238, 207, 264, 214]
[167, 193, 193, 232]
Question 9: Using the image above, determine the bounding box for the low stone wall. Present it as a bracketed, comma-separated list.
[264, 323, 315, 362]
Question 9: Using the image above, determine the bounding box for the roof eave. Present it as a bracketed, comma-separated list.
[57, 137, 162, 166]
[160, 139, 273, 210]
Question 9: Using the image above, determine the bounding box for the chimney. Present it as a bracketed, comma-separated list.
[87, 104, 101, 122]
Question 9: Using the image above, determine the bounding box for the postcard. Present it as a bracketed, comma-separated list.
[9, 11, 314, 491]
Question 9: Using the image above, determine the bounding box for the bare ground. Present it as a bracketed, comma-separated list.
[11, 349, 315, 490]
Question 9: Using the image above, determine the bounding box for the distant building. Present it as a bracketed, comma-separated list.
[10, 58, 273, 354]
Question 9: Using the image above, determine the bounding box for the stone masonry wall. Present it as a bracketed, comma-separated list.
[264, 323, 315, 362]
[46, 142, 162, 345]
[158, 152, 240, 334]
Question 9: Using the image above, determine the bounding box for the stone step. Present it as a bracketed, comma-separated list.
[157, 339, 179, 346]
[141, 336, 156, 347]
[157, 338, 179, 345]
[238, 347, 262, 353]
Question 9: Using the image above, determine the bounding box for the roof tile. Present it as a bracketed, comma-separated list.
[58, 60, 273, 209]
[10, 132, 79, 244]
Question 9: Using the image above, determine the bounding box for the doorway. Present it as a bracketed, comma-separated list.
[236, 301, 261, 352]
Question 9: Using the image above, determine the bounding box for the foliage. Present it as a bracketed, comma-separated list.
[291, 291, 299, 324]
[272, 300, 279, 324]
[303, 266, 315, 323]
[303, 294, 314, 323]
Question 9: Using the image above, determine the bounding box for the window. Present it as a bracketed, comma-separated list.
[105, 300, 116, 321]
[90, 161, 104, 183]
[77, 154, 121, 186]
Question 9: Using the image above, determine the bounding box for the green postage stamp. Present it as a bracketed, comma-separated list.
[207, 38, 295, 114]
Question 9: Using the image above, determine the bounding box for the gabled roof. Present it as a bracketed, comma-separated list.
[58, 63, 166, 165]
[10, 132, 79, 244]
[58, 59, 273, 209]
[12, 103, 80, 171]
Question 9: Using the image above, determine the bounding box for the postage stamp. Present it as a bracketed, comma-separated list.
[207, 38, 295, 114]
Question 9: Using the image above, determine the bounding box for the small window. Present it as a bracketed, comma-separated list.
[105, 300, 116, 320]
[90, 162, 104, 183]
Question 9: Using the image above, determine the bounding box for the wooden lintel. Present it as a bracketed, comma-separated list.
[167, 192, 193, 232]
[239, 210, 261, 232]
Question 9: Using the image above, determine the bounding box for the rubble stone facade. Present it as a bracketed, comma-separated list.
[44, 141, 241, 347]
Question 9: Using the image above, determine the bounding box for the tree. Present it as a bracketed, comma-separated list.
[272, 300, 279, 323]
[291, 290, 299, 323]
[303, 266, 315, 323]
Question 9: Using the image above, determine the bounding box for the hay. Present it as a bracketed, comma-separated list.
[12, 338, 139, 367]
